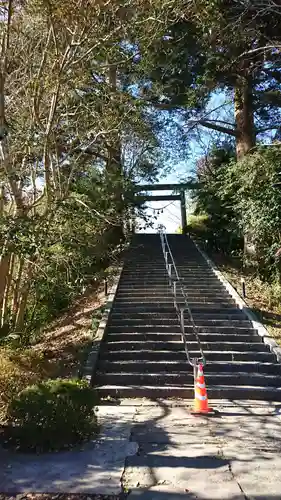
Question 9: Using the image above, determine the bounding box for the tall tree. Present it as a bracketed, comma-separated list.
[0, 0, 177, 335]
[134, 0, 281, 158]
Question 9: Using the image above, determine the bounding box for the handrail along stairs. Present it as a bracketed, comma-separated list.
[158, 224, 206, 370]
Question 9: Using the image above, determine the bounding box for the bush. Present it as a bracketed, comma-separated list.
[0, 348, 49, 421]
[5, 378, 99, 452]
[187, 213, 209, 235]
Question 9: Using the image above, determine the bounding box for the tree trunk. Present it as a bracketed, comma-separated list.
[106, 144, 125, 244]
[14, 261, 32, 335]
[106, 64, 124, 244]
[1, 252, 15, 327]
[0, 254, 11, 311]
[234, 76, 255, 159]
[234, 76, 257, 259]
[11, 256, 24, 322]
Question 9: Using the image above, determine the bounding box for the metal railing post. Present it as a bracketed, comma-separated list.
[168, 263, 172, 276]
[180, 307, 185, 332]
[173, 281, 177, 309]
[168, 263, 172, 286]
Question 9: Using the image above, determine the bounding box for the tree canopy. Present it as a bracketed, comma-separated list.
[1, 0, 281, 340]
[133, 0, 281, 157]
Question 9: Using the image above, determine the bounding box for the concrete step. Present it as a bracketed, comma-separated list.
[114, 298, 236, 307]
[116, 292, 232, 300]
[119, 279, 221, 285]
[122, 269, 196, 274]
[118, 287, 232, 294]
[111, 306, 241, 315]
[109, 317, 252, 327]
[121, 268, 216, 274]
[123, 269, 213, 275]
[120, 273, 217, 279]
[111, 306, 244, 315]
[117, 286, 226, 293]
[108, 325, 258, 334]
[95, 371, 281, 388]
[113, 304, 238, 312]
[117, 287, 230, 294]
[99, 360, 281, 375]
[106, 332, 259, 343]
[104, 340, 269, 352]
[120, 274, 218, 279]
[101, 349, 276, 363]
[96, 385, 281, 401]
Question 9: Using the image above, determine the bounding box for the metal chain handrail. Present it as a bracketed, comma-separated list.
[158, 224, 206, 367]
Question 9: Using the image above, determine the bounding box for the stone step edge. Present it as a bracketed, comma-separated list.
[81, 265, 124, 384]
[95, 375, 281, 387]
[95, 386, 281, 402]
[102, 348, 274, 358]
[99, 360, 277, 366]
[96, 370, 281, 378]
[94, 384, 281, 392]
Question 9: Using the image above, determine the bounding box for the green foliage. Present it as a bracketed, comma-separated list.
[192, 145, 281, 280]
[187, 214, 209, 235]
[191, 145, 243, 255]
[0, 348, 49, 421]
[266, 280, 281, 309]
[228, 148, 281, 277]
[6, 379, 98, 452]
[0, 169, 128, 342]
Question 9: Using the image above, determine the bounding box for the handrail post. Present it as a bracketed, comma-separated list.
[173, 280, 177, 309]
[180, 307, 185, 333]
[193, 360, 198, 388]
[168, 263, 172, 276]
[168, 263, 172, 285]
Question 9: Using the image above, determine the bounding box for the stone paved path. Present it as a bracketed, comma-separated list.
[1, 400, 281, 499]
[124, 400, 281, 499]
[0, 406, 137, 495]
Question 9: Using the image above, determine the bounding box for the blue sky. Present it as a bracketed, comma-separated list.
[137, 92, 233, 232]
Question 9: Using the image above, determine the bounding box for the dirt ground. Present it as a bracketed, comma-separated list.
[32, 283, 106, 379]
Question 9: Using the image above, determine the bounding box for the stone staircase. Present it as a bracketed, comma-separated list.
[94, 233, 281, 400]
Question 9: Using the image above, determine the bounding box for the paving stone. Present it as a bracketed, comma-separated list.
[0, 406, 137, 495]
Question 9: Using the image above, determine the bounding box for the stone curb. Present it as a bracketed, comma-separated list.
[82, 266, 123, 384]
[194, 242, 281, 364]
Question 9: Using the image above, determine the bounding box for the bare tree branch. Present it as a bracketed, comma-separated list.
[188, 119, 238, 137]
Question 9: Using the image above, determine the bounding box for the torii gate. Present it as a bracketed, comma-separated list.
[134, 183, 193, 235]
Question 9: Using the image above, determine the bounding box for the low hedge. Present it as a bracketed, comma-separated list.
[3, 378, 99, 452]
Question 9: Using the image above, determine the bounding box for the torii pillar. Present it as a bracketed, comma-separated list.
[180, 190, 188, 235]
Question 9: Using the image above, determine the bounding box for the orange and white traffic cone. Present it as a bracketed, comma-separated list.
[191, 363, 214, 415]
